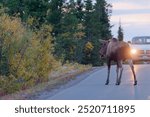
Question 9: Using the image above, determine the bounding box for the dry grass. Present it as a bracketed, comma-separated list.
[0, 63, 92, 100]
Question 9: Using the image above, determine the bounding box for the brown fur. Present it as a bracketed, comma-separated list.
[99, 38, 137, 85]
[106, 39, 131, 61]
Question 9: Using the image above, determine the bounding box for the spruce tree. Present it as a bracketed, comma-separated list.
[23, 0, 49, 27]
[55, 0, 84, 63]
[81, 0, 94, 64]
[76, 0, 84, 23]
[84, 0, 93, 41]
[1, 0, 49, 28]
[90, 0, 112, 65]
[118, 21, 124, 41]
[93, 0, 112, 40]
[82, 0, 112, 65]
[47, 0, 64, 36]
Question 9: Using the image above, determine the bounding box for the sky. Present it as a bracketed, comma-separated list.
[106, 0, 150, 41]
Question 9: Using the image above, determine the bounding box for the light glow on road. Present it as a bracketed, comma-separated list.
[130, 65, 139, 82]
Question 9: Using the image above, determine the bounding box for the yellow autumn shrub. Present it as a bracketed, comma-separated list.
[0, 14, 58, 94]
[84, 41, 94, 53]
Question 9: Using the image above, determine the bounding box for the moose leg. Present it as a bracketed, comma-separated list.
[105, 59, 111, 85]
[128, 59, 137, 85]
[118, 61, 123, 85]
[116, 64, 119, 85]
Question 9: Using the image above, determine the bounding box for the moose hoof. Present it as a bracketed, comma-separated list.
[116, 82, 120, 85]
[115, 83, 119, 85]
[134, 81, 137, 85]
[105, 82, 109, 85]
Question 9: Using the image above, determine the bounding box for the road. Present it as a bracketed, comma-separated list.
[46, 64, 150, 100]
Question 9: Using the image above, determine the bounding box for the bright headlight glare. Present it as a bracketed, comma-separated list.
[131, 49, 137, 54]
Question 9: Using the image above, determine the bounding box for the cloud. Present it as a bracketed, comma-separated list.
[110, 14, 150, 25]
[110, 13, 150, 40]
[112, 2, 150, 10]
[106, 0, 150, 40]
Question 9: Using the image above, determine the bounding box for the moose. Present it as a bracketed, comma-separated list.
[99, 38, 137, 85]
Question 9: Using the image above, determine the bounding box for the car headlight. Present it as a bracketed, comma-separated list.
[131, 49, 137, 54]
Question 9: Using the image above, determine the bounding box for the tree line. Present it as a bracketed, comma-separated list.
[0, 0, 113, 93]
[0, 0, 112, 66]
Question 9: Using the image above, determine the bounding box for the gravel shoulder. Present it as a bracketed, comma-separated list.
[0, 67, 103, 100]
[36, 67, 101, 100]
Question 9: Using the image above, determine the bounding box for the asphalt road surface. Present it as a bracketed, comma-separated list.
[46, 64, 150, 100]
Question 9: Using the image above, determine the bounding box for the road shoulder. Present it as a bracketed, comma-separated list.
[0, 66, 104, 100]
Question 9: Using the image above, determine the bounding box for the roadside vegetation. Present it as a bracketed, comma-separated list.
[0, 0, 112, 97]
